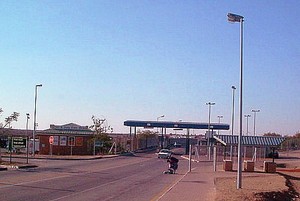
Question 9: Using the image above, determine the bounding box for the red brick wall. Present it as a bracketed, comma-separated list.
[39, 135, 93, 155]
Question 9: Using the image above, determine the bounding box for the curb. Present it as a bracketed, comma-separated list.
[0, 164, 38, 170]
[18, 165, 38, 169]
[1, 155, 118, 161]
[0, 166, 8, 171]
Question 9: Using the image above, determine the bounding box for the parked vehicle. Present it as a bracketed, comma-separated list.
[158, 149, 172, 159]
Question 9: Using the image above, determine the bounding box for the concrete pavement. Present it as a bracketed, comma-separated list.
[1, 152, 270, 201]
[156, 156, 267, 201]
[156, 160, 228, 201]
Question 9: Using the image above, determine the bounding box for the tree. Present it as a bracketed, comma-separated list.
[137, 130, 158, 149]
[0, 108, 20, 161]
[89, 116, 113, 155]
[263, 132, 282, 137]
[0, 109, 20, 129]
[280, 132, 300, 151]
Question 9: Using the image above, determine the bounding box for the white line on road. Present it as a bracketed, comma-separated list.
[0, 159, 150, 190]
[152, 166, 198, 200]
[49, 170, 144, 201]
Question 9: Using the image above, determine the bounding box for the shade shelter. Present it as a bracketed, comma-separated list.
[124, 120, 230, 154]
[213, 135, 285, 161]
[213, 135, 285, 147]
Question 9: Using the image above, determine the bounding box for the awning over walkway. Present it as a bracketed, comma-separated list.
[214, 135, 285, 147]
[124, 120, 230, 130]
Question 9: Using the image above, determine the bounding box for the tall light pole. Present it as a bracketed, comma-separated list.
[33, 84, 42, 157]
[251, 109, 260, 136]
[244, 114, 251, 136]
[217, 115, 223, 135]
[206, 102, 215, 160]
[26, 113, 30, 164]
[157, 115, 165, 149]
[230, 86, 236, 160]
[227, 12, 244, 189]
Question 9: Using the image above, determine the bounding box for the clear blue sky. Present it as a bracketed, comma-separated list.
[1, 1, 299, 136]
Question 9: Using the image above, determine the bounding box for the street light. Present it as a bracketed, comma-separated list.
[157, 115, 165, 149]
[217, 115, 223, 135]
[227, 12, 244, 189]
[33, 84, 42, 157]
[251, 109, 260, 136]
[157, 115, 165, 121]
[230, 86, 236, 160]
[251, 109, 260, 162]
[26, 113, 30, 164]
[206, 102, 215, 160]
[244, 114, 251, 136]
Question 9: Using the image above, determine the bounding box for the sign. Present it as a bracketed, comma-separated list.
[12, 137, 27, 148]
[60, 136, 67, 146]
[68, 137, 75, 146]
[49, 136, 54, 144]
[95, 140, 103, 147]
[53, 136, 59, 146]
[76, 137, 83, 146]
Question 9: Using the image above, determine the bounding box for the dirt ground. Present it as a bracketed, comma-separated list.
[215, 150, 300, 201]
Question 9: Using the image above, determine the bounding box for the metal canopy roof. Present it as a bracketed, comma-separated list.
[124, 120, 230, 130]
[214, 135, 285, 147]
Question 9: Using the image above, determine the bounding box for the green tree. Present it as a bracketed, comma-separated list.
[0, 108, 20, 161]
[263, 132, 282, 137]
[281, 132, 300, 151]
[89, 116, 113, 155]
[137, 130, 158, 149]
[0, 109, 20, 129]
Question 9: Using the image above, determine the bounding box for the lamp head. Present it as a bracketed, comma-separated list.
[227, 13, 244, 22]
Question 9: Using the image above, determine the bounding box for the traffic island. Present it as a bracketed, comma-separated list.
[0, 160, 38, 170]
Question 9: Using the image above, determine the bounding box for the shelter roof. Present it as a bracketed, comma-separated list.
[124, 120, 230, 130]
[214, 135, 285, 147]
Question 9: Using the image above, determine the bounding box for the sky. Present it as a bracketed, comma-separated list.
[0, 0, 299, 136]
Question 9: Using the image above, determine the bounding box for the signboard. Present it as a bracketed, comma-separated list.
[60, 136, 67, 146]
[12, 137, 27, 148]
[76, 137, 83, 146]
[95, 140, 103, 147]
[53, 136, 59, 146]
[68, 137, 75, 146]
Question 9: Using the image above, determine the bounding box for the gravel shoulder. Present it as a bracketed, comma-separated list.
[215, 150, 300, 201]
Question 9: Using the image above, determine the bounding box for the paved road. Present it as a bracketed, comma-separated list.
[0, 153, 187, 201]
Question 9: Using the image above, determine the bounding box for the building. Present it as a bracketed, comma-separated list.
[0, 123, 132, 155]
[38, 123, 94, 155]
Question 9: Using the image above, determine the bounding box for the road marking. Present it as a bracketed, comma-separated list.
[181, 155, 200, 163]
[49, 171, 144, 201]
[152, 165, 198, 201]
[151, 169, 189, 201]
[0, 158, 151, 190]
[0, 174, 72, 189]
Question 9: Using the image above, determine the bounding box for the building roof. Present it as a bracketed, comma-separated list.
[41, 123, 93, 136]
[0, 128, 32, 137]
[124, 120, 230, 130]
[213, 135, 285, 147]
